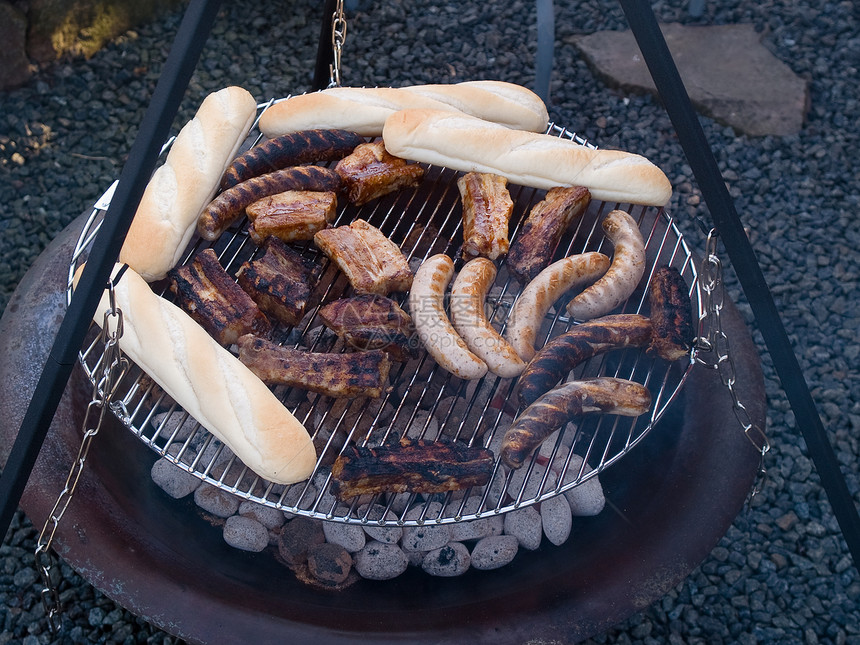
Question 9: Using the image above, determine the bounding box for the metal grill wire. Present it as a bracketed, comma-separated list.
[69, 116, 699, 526]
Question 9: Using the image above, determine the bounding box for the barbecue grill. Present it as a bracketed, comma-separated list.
[2, 0, 855, 642]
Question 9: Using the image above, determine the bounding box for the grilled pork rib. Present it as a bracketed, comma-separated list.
[507, 186, 591, 284]
[236, 237, 318, 327]
[335, 141, 424, 206]
[245, 190, 338, 245]
[314, 219, 413, 295]
[330, 438, 495, 499]
[317, 294, 417, 362]
[237, 334, 391, 399]
[457, 172, 513, 260]
[168, 248, 271, 346]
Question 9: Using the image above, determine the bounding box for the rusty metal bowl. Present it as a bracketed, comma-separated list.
[0, 213, 765, 644]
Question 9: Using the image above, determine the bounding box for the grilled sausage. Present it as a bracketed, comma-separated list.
[450, 257, 525, 378]
[220, 129, 365, 190]
[505, 251, 611, 362]
[647, 266, 695, 361]
[501, 377, 652, 469]
[566, 210, 646, 320]
[197, 165, 342, 241]
[517, 314, 653, 407]
[409, 254, 488, 380]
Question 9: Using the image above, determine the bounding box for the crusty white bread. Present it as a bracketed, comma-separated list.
[400, 80, 548, 133]
[83, 263, 316, 485]
[383, 109, 673, 207]
[258, 80, 549, 138]
[120, 86, 258, 282]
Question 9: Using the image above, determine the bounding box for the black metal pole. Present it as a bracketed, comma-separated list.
[616, 0, 860, 569]
[313, 0, 338, 90]
[0, 0, 225, 542]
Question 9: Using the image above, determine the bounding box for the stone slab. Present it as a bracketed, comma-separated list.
[0, 1, 31, 89]
[570, 23, 809, 136]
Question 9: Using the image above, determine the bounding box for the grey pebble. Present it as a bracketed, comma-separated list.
[470, 535, 519, 570]
[223, 515, 269, 552]
[359, 504, 403, 544]
[354, 540, 409, 580]
[150, 456, 201, 499]
[421, 542, 471, 577]
[323, 518, 367, 553]
[239, 500, 285, 530]
[540, 495, 572, 546]
[401, 503, 451, 552]
[503, 506, 543, 550]
[194, 483, 241, 518]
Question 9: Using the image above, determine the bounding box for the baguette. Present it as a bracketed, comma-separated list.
[84, 263, 316, 485]
[383, 109, 673, 207]
[120, 86, 258, 282]
[258, 81, 548, 138]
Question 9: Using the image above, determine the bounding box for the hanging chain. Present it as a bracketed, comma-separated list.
[695, 229, 770, 507]
[328, 0, 347, 88]
[34, 274, 130, 634]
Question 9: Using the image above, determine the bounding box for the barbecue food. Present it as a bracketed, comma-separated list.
[334, 141, 424, 206]
[506, 186, 592, 284]
[258, 81, 549, 138]
[330, 437, 495, 499]
[197, 165, 342, 241]
[517, 314, 653, 408]
[237, 334, 392, 399]
[647, 266, 695, 361]
[502, 377, 652, 469]
[314, 219, 413, 295]
[317, 294, 417, 362]
[457, 172, 513, 260]
[120, 86, 257, 282]
[409, 254, 488, 380]
[245, 190, 337, 245]
[236, 237, 318, 327]
[169, 248, 270, 346]
[84, 264, 315, 484]
[505, 252, 611, 362]
[220, 129, 365, 190]
[450, 257, 525, 378]
[567, 210, 646, 320]
[382, 109, 673, 206]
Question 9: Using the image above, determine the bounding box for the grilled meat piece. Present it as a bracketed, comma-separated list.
[220, 129, 365, 190]
[317, 294, 417, 362]
[198, 165, 342, 242]
[517, 314, 653, 408]
[236, 237, 318, 327]
[237, 334, 391, 399]
[314, 219, 413, 295]
[502, 377, 652, 469]
[457, 172, 513, 260]
[507, 186, 591, 284]
[334, 141, 424, 206]
[246, 190, 338, 245]
[168, 248, 270, 346]
[330, 437, 495, 499]
[647, 266, 695, 361]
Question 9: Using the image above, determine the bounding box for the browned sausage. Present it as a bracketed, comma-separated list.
[198, 165, 342, 241]
[517, 314, 653, 408]
[220, 129, 365, 190]
[501, 377, 651, 469]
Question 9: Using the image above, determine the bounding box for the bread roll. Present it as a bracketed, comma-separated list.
[400, 80, 548, 133]
[383, 109, 673, 207]
[86, 263, 316, 485]
[258, 81, 548, 138]
[120, 86, 258, 282]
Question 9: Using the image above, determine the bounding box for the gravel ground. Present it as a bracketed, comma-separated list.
[1, 0, 859, 643]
